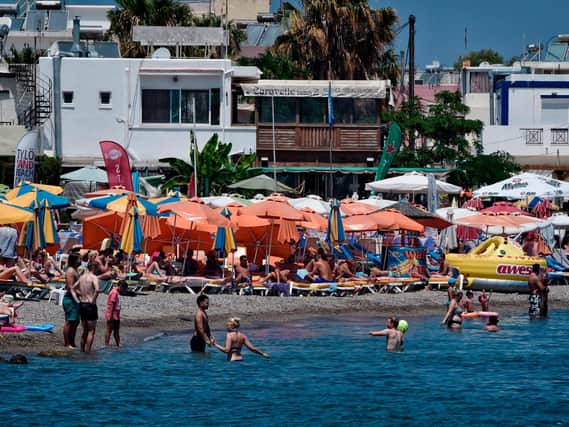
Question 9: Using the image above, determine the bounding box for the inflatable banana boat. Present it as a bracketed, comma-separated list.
[446, 237, 546, 293]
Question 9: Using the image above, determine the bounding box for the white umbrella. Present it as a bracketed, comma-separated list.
[436, 207, 480, 220]
[289, 196, 330, 216]
[61, 166, 108, 183]
[473, 172, 569, 199]
[546, 213, 569, 229]
[201, 195, 250, 208]
[365, 172, 462, 194]
[358, 197, 397, 209]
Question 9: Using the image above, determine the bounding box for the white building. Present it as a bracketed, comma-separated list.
[460, 39, 569, 174]
[37, 43, 260, 167]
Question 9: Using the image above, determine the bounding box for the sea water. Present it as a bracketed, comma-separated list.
[3, 311, 569, 426]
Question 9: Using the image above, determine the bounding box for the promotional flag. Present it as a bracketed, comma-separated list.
[13, 129, 40, 187]
[427, 173, 438, 213]
[374, 122, 402, 181]
[99, 140, 134, 191]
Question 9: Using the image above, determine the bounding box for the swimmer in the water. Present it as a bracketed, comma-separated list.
[369, 316, 404, 352]
[213, 317, 269, 362]
[483, 315, 500, 332]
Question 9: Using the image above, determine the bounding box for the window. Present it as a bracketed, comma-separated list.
[99, 91, 111, 105]
[259, 97, 296, 123]
[541, 98, 569, 125]
[62, 91, 74, 105]
[300, 98, 326, 123]
[142, 89, 220, 124]
[331, 99, 377, 124]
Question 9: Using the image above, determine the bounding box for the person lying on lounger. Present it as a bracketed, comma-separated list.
[333, 259, 357, 282]
[0, 294, 23, 324]
[0, 261, 30, 283]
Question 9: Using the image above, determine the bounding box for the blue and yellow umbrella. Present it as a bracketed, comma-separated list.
[89, 193, 158, 216]
[213, 226, 237, 257]
[120, 207, 144, 254]
[39, 200, 59, 247]
[326, 199, 345, 244]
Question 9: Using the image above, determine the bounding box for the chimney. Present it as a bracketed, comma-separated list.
[71, 16, 82, 57]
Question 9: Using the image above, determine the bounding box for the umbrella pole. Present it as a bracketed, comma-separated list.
[266, 220, 274, 274]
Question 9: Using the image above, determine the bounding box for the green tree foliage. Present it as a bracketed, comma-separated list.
[35, 155, 62, 185]
[4, 47, 46, 64]
[446, 151, 521, 189]
[106, 1, 245, 59]
[106, 0, 193, 58]
[385, 91, 482, 167]
[160, 132, 256, 196]
[385, 91, 519, 188]
[238, 51, 309, 80]
[273, 0, 399, 81]
[453, 49, 504, 70]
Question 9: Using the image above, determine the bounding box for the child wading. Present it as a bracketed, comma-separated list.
[105, 280, 127, 347]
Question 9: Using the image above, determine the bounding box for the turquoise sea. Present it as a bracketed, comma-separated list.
[3, 310, 569, 426]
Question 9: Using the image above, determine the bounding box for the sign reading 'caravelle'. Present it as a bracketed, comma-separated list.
[241, 80, 390, 98]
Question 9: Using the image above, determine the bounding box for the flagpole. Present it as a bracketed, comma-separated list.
[193, 97, 198, 197]
[328, 81, 334, 199]
[271, 95, 277, 193]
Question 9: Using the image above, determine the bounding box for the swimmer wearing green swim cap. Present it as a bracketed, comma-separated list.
[369, 317, 404, 352]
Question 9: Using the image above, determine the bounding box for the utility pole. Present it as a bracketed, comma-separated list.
[408, 14, 416, 150]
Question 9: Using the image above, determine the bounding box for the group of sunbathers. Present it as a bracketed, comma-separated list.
[0, 249, 63, 284]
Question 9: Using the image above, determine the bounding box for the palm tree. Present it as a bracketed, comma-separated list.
[273, 0, 398, 81]
[106, 0, 193, 57]
[160, 132, 256, 196]
[106, 1, 245, 59]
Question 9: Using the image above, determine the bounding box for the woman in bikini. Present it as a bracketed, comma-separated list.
[213, 317, 269, 362]
[441, 291, 464, 329]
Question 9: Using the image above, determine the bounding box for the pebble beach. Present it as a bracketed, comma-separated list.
[2, 287, 568, 356]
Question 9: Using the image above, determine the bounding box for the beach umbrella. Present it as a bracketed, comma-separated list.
[5, 181, 64, 200]
[299, 208, 327, 232]
[472, 172, 569, 199]
[455, 214, 543, 235]
[9, 189, 70, 209]
[340, 198, 379, 216]
[159, 200, 229, 226]
[202, 195, 248, 208]
[436, 207, 480, 220]
[89, 193, 158, 216]
[326, 199, 345, 243]
[365, 172, 462, 194]
[120, 207, 144, 254]
[480, 201, 532, 216]
[82, 211, 124, 250]
[462, 198, 484, 210]
[277, 218, 299, 244]
[239, 196, 304, 221]
[533, 199, 552, 219]
[289, 196, 331, 216]
[228, 174, 296, 194]
[39, 200, 58, 246]
[384, 202, 451, 230]
[0, 201, 34, 224]
[83, 187, 131, 198]
[343, 210, 424, 233]
[358, 197, 397, 210]
[213, 226, 237, 256]
[61, 166, 108, 184]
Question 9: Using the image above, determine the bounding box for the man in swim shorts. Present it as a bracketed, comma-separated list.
[63, 253, 81, 349]
[528, 264, 546, 318]
[369, 317, 404, 352]
[191, 294, 213, 352]
[75, 262, 100, 353]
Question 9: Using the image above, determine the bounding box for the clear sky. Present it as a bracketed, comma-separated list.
[272, 1, 569, 69]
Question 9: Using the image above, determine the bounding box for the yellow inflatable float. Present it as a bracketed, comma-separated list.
[446, 236, 546, 293]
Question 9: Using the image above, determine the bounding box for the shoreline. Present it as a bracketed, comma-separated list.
[2, 287, 567, 356]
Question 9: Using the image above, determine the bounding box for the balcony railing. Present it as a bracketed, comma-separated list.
[551, 128, 569, 145]
[522, 128, 543, 145]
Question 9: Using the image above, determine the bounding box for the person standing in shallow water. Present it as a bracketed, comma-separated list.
[528, 264, 547, 318]
[369, 317, 404, 352]
[191, 294, 213, 352]
[213, 317, 269, 361]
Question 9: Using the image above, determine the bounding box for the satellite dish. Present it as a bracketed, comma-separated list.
[152, 47, 171, 59]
